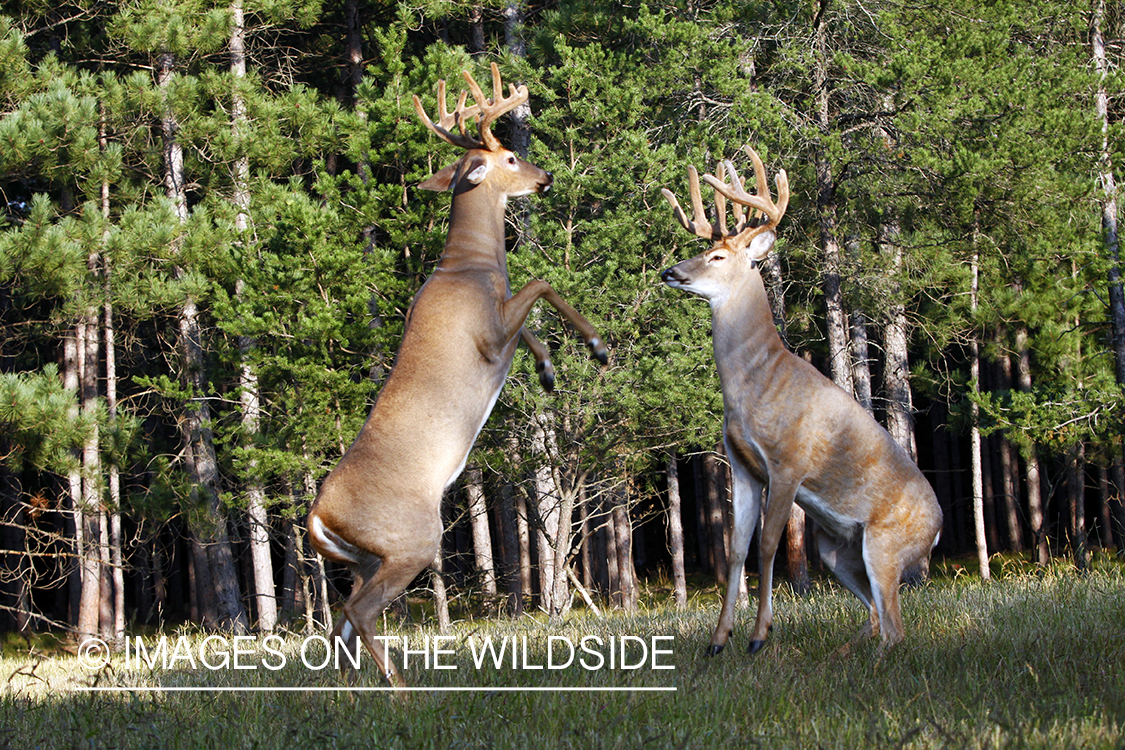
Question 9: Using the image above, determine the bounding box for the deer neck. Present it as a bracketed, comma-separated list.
[438, 185, 509, 273]
[709, 267, 786, 386]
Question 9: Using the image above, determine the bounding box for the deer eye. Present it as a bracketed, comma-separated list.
[708, 252, 727, 264]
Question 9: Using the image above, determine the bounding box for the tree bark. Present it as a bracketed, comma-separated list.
[530, 414, 563, 613]
[995, 345, 1024, 552]
[1094, 0, 1125, 389]
[969, 244, 989, 580]
[612, 497, 637, 612]
[1068, 441, 1087, 570]
[1098, 464, 1114, 549]
[665, 453, 687, 609]
[849, 308, 874, 415]
[785, 504, 810, 594]
[503, 1, 531, 157]
[465, 466, 496, 597]
[498, 472, 524, 616]
[431, 552, 451, 634]
[76, 311, 102, 637]
[1015, 318, 1050, 565]
[880, 225, 918, 460]
[229, 0, 276, 633]
[1111, 456, 1125, 553]
[701, 451, 728, 586]
[161, 49, 248, 632]
[813, 0, 853, 396]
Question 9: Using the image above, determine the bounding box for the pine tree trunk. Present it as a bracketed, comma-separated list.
[1098, 464, 1115, 549]
[431, 553, 451, 634]
[1015, 319, 1049, 565]
[530, 413, 567, 614]
[849, 308, 874, 414]
[873, 97, 918, 460]
[970, 245, 989, 580]
[550, 485, 575, 621]
[516, 483, 532, 605]
[612, 497, 637, 612]
[785, 504, 810, 594]
[503, 0, 532, 160]
[1068, 442, 1087, 570]
[813, 1, 852, 396]
[1110, 456, 1125, 552]
[76, 312, 102, 638]
[99, 108, 125, 641]
[468, 4, 485, 56]
[702, 451, 728, 586]
[229, 0, 276, 634]
[602, 490, 621, 605]
[1094, 0, 1125, 389]
[880, 226, 918, 460]
[665, 453, 688, 609]
[995, 346, 1024, 552]
[498, 474, 523, 615]
[161, 49, 247, 632]
[692, 454, 715, 574]
[846, 235, 873, 414]
[465, 466, 496, 597]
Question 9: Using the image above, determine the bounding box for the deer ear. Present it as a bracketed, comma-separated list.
[418, 163, 459, 192]
[463, 156, 490, 185]
[747, 230, 776, 262]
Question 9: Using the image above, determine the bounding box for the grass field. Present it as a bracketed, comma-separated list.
[2, 556, 1123, 749]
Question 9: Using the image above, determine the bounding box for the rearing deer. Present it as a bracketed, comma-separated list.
[661, 146, 942, 655]
[308, 64, 607, 686]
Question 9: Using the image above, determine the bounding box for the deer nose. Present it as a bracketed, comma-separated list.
[540, 172, 553, 193]
[661, 267, 684, 284]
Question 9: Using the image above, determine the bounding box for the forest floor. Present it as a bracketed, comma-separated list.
[1, 554, 1123, 749]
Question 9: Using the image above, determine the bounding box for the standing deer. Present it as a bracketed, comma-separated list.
[661, 146, 942, 655]
[308, 64, 607, 686]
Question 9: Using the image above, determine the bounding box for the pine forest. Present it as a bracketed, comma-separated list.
[1, 0, 1124, 640]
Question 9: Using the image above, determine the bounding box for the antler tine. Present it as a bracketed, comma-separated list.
[661, 165, 719, 241]
[461, 62, 529, 152]
[412, 77, 484, 150]
[714, 162, 728, 237]
[702, 146, 789, 236]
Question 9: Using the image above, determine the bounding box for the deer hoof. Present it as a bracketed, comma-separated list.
[748, 639, 767, 655]
[704, 643, 725, 658]
[536, 361, 556, 393]
[588, 337, 608, 365]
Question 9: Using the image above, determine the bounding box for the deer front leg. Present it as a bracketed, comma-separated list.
[519, 326, 556, 392]
[503, 280, 608, 365]
[708, 456, 762, 656]
[748, 479, 799, 654]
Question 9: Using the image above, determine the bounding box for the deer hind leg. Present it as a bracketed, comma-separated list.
[816, 529, 879, 646]
[504, 280, 608, 365]
[336, 548, 438, 687]
[863, 520, 926, 651]
[708, 459, 761, 656]
[519, 327, 555, 392]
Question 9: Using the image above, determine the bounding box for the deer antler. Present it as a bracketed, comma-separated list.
[412, 78, 482, 150]
[662, 146, 789, 250]
[661, 165, 723, 241]
[703, 145, 789, 244]
[413, 63, 528, 152]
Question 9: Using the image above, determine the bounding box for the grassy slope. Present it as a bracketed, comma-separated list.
[2, 557, 1123, 749]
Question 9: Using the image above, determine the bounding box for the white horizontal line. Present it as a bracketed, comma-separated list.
[72, 686, 676, 693]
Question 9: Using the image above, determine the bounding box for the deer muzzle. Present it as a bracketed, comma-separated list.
[661, 265, 689, 287]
